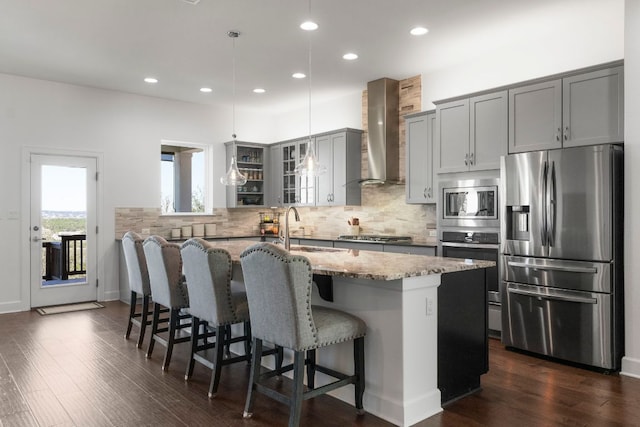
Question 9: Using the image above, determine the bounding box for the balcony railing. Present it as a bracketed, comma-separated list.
[42, 233, 87, 281]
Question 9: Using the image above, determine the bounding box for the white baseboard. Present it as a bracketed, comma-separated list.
[0, 300, 29, 314]
[621, 356, 640, 379]
[102, 290, 121, 302]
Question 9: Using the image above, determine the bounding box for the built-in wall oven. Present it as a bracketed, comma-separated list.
[438, 178, 501, 335]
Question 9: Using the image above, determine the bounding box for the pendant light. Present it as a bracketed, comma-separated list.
[220, 30, 247, 186]
[294, 1, 326, 178]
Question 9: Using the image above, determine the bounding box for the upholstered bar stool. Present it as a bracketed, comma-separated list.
[121, 231, 153, 348]
[143, 235, 191, 371]
[240, 242, 366, 427]
[180, 238, 253, 398]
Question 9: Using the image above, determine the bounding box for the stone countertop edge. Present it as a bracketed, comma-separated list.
[202, 240, 494, 281]
[127, 233, 439, 248]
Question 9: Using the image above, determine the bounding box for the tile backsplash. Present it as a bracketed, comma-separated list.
[115, 185, 436, 240]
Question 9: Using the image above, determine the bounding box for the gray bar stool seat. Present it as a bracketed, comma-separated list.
[143, 235, 191, 371]
[180, 238, 253, 398]
[240, 242, 366, 427]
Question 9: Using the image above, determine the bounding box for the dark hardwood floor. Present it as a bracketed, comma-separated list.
[1, 301, 639, 426]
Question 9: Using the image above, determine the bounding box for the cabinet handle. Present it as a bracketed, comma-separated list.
[564, 126, 569, 141]
[331, 193, 334, 202]
[556, 128, 561, 142]
[423, 188, 427, 198]
[427, 187, 432, 199]
[327, 194, 331, 202]
[469, 152, 474, 166]
[464, 153, 469, 166]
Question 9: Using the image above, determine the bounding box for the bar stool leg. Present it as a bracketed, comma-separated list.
[306, 349, 316, 389]
[243, 338, 263, 419]
[137, 294, 150, 348]
[162, 308, 179, 371]
[208, 325, 226, 398]
[185, 316, 200, 380]
[289, 351, 305, 427]
[125, 290, 137, 339]
[146, 303, 161, 358]
[354, 337, 365, 414]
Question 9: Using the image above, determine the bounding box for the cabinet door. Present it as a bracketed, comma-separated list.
[267, 144, 283, 207]
[470, 91, 507, 171]
[406, 113, 429, 203]
[508, 80, 562, 153]
[315, 134, 334, 206]
[426, 113, 436, 203]
[281, 143, 297, 205]
[562, 66, 624, 148]
[296, 139, 316, 206]
[435, 99, 470, 173]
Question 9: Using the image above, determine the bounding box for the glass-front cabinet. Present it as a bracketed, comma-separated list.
[281, 138, 315, 206]
[225, 142, 267, 207]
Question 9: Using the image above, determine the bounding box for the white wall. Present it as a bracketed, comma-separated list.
[0, 73, 274, 312]
[622, 1, 640, 379]
[422, 0, 624, 107]
[272, 90, 362, 141]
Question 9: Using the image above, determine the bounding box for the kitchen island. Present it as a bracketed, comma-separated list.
[196, 240, 494, 427]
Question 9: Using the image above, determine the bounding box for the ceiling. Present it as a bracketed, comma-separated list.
[0, 0, 616, 114]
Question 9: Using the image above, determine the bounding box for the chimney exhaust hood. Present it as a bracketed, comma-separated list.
[362, 77, 400, 185]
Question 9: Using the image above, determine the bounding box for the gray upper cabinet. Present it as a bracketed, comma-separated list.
[435, 99, 469, 173]
[470, 91, 508, 170]
[315, 129, 362, 206]
[224, 142, 268, 208]
[435, 91, 507, 173]
[562, 66, 624, 148]
[406, 110, 436, 203]
[266, 144, 283, 207]
[508, 80, 564, 153]
[509, 65, 623, 153]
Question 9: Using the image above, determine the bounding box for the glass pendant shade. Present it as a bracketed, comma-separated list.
[220, 149, 247, 186]
[294, 137, 326, 177]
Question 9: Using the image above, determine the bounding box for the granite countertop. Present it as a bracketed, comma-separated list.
[196, 239, 493, 281]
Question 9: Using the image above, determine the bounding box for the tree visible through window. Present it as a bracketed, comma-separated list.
[161, 143, 206, 213]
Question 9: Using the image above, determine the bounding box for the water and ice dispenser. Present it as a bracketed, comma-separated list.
[506, 205, 530, 241]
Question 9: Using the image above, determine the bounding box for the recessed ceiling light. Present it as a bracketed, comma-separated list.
[253, 88, 266, 94]
[410, 26, 429, 36]
[300, 21, 318, 31]
[200, 87, 212, 93]
[292, 72, 306, 79]
[343, 53, 358, 60]
[144, 77, 158, 84]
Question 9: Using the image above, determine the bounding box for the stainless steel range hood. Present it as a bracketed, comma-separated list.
[362, 78, 400, 185]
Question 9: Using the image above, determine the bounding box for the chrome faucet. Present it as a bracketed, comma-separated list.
[281, 206, 300, 250]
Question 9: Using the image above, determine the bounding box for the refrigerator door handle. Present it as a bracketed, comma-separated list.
[507, 261, 598, 274]
[508, 286, 597, 304]
[548, 161, 556, 247]
[540, 160, 548, 247]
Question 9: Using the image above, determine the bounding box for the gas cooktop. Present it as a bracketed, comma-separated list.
[337, 235, 413, 244]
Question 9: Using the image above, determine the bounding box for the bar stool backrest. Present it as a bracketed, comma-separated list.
[240, 242, 318, 351]
[143, 235, 189, 309]
[180, 238, 238, 326]
[122, 231, 151, 296]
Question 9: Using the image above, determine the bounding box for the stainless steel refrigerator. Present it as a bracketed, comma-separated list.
[500, 144, 623, 370]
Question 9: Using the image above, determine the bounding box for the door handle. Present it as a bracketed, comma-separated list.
[507, 261, 597, 274]
[32, 236, 43, 242]
[508, 287, 596, 304]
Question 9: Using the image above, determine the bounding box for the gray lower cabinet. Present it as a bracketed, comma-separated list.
[406, 110, 436, 203]
[383, 244, 436, 256]
[315, 129, 362, 206]
[434, 91, 507, 173]
[298, 238, 333, 247]
[509, 65, 623, 153]
[333, 241, 383, 252]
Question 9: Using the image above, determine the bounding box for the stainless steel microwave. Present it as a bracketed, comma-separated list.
[439, 178, 499, 228]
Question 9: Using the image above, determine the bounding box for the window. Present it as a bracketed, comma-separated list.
[160, 141, 211, 214]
